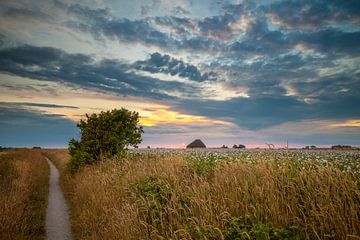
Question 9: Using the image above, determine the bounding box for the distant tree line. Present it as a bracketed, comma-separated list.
[303, 145, 317, 150]
[233, 144, 246, 149]
[331, 145, 358, 150]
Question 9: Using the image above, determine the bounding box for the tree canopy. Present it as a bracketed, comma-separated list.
[68, 108, 143, 171]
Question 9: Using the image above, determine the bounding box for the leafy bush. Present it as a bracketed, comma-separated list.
[68, 108, 143, 172]
[185, 224, 222, 240]
[132, 176, 174, 207]
[131, 176, 190, 236]
[224, 216, 303, 240]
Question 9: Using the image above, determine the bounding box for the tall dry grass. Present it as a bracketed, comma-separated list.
[0, 149, 49, 240]
[48, 150, 360, 240]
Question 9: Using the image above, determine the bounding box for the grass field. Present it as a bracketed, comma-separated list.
[45, 149, 360, 240]
[0, 149, 49, 240]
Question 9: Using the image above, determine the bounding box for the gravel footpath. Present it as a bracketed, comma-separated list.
[45, 157, 72, 240]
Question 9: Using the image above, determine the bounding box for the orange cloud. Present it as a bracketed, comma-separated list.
[329, 120, 360, 127]
[140, 109, 234, 127]
[228, 15, 252, 32]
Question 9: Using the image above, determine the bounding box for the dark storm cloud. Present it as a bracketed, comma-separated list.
[134, 52, 216, 82]
[0, 105, 76, 147]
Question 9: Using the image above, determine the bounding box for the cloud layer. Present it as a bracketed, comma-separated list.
[0, 0, 359, 147]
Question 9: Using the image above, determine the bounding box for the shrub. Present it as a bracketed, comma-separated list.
[68, 108, 143, 172]
[131, 176, 190, 237]
[224, 216, 303, 240]
[132, 176, 174, 207]
[185, 224, 222, 240]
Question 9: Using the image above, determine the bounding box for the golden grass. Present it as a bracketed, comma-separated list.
[47, 150, 360, 240]
[0, 149, 49, 240]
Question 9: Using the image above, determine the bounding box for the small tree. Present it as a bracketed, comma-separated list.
[68, 108, 143, 172]
[238, 144, 245, 149]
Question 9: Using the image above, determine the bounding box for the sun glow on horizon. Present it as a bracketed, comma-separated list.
[329, 119, 360, 127]
[0, 75, 235, 128]
[140, 109, 234, 127]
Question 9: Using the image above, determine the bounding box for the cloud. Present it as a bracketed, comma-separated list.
[329, 119, 360, 127]
[197, 14, 234, 40]
[0, 104, 76, 147]
[60, 2, 262, 52]
[134, 52, 216, 82]
[0, 45, 249, 102]
[0, 102, 79, 109]
[1, 43, 360, 131]
[140, 108, 234, 127]
[295, 29, 360, 55]
[171, 6, 190, 16]
[0, 45, 189, 100]
[267, 0, 360, 30]
[0, 33, 5, 47]
[64, 3, 176, 47]
[1, 6, 53, 21]
[0, 0, 359, 147]
[171, 91, 360, 131]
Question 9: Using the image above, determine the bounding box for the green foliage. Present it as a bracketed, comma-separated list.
[185, 224, 222, 240]
[131, 176, 190, 236]
[224, 215, 253, 240]
[224, 216, 303, 240]
[185, 154, 218, 176]
[250, 224, 272, 240]
[132, 176, 174, 207]
[68, 108, 143, 172]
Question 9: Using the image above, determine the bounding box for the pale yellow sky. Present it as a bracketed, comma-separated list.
[0, 74, 236, 127]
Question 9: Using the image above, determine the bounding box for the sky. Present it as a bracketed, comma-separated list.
[0, 0, 359, 148]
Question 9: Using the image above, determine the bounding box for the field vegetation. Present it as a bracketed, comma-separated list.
[47, 149, 360, 240]
[0, 149, 49, 240]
